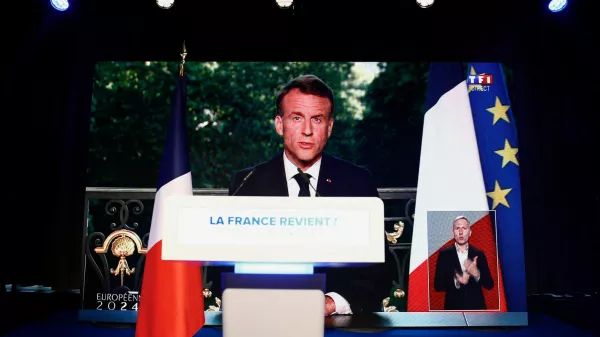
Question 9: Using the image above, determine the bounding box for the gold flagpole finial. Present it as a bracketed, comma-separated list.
[179, 40, 187, 76]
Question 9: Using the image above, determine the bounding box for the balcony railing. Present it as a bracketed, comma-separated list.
[82, 187, 416, 312]
[84, 187, 417, 200]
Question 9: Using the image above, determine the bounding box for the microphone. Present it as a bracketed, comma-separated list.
[231, 167, 257, 196]
[296, 167, 321, 197]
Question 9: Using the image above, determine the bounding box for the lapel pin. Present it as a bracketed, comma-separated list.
[326, 178, 332, 183]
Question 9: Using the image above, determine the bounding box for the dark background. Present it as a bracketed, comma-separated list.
[2, 0, 597, 302]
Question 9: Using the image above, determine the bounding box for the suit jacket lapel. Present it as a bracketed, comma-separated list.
[468, 245, 477, 260]
[316, 153, 334, 197]
[452, 246, 463, 274]
[268, 152, 289, 197]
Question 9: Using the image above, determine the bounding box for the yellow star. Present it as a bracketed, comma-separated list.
[486, 96, 511, 125]
[486, 180, 512, 209]
[494, 139, 519, 168]
[468, 66, 484, 93]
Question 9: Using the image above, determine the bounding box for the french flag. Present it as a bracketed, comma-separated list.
[135, 74, 205, 336]
[408, 63, 527, 312]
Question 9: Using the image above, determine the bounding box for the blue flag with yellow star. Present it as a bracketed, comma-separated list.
[468, 63, 527, 312]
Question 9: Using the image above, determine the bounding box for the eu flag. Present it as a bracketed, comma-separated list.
[468, 63, 527, 312]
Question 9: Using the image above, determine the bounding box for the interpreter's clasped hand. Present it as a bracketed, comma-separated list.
[464, 256, 480, 279]
[455, 272, 470, 285]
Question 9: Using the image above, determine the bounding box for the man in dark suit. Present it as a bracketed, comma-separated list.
[434, 216, 494, 310]
[227, 74, 390, 316]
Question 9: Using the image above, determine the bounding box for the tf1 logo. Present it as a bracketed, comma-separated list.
[468, 75, 493, 85]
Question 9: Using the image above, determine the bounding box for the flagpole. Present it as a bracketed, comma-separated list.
[135, 37, 205, 337]
[179, 40, 187, 76]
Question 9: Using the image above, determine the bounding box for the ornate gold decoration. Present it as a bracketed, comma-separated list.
[94, 229, 147, 255]
[207, 297, 221, 312]
[94, 229, 147, 287]
[394, 288, 406, 298]
[382, 297, 398, 312]
[179, 41, 187, 76]
[109, 235, 136, 286]
[203, 288, 212, 298]
[385, 221, 405, 244]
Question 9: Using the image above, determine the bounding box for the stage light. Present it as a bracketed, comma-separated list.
[157, 0, 174, 9]
[276, 0, 293, 8]
[416, 0, 434, 8]
[50, 0, 69, 11]
[548, 0, 567, 12]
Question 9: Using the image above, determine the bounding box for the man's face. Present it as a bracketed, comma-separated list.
[453, 219, 471, 245]
[275, 89, 334, 169]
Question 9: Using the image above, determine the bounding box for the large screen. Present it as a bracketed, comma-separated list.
[80, 61, 527, 328]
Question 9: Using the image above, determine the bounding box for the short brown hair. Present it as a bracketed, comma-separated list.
[275, 74, 335, 118]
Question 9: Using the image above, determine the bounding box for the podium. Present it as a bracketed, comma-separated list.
[162, 196, 385, 337]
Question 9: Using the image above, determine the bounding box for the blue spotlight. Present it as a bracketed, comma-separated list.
[548, 0, 567, 12]
[51, 0, 69, 11]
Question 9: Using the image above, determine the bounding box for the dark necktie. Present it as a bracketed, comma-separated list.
[292, 173, 311, 197]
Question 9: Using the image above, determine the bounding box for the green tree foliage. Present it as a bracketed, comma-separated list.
[357, 62, 429, 188]
[89, 62, 364, 188]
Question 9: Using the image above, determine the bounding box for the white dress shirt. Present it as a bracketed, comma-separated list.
[282, 152, 321, 197]
[454, 243, 479, 288]
[282, 152, 352, 314]
[457, 243, 469, 273]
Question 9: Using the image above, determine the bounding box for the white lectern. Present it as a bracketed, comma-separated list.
[162, 196, 385, 337]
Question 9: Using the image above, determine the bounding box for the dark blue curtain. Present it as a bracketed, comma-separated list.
[1, 1, 93, 291]
[2, 0, 597, 296]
